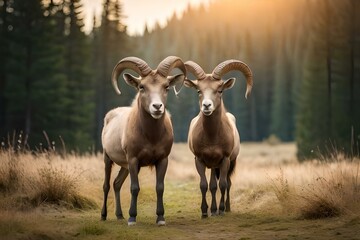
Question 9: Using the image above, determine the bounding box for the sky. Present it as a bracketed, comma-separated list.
[82, 0, 211, 35]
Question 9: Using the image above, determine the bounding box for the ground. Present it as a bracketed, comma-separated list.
[0, 143, 359, 240]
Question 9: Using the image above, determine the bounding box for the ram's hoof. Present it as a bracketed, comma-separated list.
[157, 220, 166, 226]
[156, 216, 166, 226]
[128, 217, 136, 226]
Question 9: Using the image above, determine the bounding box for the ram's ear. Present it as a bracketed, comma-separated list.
[167, 74, 184, 96]
[222, 78, 236, 91]
[123, 73, 141, 89]
[184, 78, 198, 89]
[168, 74, 184, 87]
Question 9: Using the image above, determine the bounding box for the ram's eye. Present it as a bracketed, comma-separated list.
[139, 85, 145, 91]
[165, 85, 170, 91]
[218, 90, 223, 94]
[197, 90, 201, 94]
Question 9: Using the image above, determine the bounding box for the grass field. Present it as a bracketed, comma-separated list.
[0, 143, 359, 240]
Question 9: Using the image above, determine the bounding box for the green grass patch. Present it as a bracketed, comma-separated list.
[0, 218, 25, 237]
[80, 221, 106, 236]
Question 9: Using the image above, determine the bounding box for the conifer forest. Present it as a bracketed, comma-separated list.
[0, 0, 359, 159]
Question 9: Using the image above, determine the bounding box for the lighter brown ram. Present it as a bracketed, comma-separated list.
[184, 60, 253, 218]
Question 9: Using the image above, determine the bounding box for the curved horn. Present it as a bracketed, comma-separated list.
[212, 60, 253, 99]
[156, 56, 186, 77]
[111, 57, 152, 95]
[184, 61, 206, 80]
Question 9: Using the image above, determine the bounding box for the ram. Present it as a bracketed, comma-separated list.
[101, 56, 186, 226]
[184, 60, 253, 218]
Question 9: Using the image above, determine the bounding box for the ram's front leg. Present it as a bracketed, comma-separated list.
[218, 157, 230, 215]
[195, 157, 208, 218]
[155, 157, 168, 226]
[128, 158, 140, 226]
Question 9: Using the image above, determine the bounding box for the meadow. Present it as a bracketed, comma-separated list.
[0, 142, 359, 240]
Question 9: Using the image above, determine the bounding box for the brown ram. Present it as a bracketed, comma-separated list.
[184, 60, 253, 217]
[101, 56, 186, 225]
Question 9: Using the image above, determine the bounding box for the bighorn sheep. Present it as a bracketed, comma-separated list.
[184, 60, 253, 217]
[101, 56, 186, 226]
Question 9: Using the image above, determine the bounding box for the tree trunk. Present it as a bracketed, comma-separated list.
[325, 0, 332, 137]
[25, 42, 33, 136]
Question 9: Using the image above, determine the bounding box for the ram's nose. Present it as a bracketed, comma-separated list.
[150, 100, 165, 119]
[152, 103, 163, 110]
[203, 102, 211, 109]
[201, 99, 213, 116]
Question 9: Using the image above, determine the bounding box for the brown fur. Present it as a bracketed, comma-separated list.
[101, 57, 185, 225]
[185, 74, 240, 216]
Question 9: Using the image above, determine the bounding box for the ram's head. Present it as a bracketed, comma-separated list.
[184, 60, 253, 116]
[112, 56, 186, 119]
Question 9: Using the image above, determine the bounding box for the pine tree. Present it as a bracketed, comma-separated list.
[348, 0, 360, 155]
[62, 0, 95, 151]
[5, 0, 67, 148]
[244, 31, 257, 141]
[296, 0, 334, 159]
[271, 35, 294, 141]
[330, 0, 360, 154]
[93, 0, 129, 150]
[296, 0, 360, 159]
[0, 0, 11, 138]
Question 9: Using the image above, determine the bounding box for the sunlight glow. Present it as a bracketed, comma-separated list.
[82, 0, 211, 35]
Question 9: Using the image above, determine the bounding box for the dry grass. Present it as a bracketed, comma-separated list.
[0, 151, 25, 194]
[0, 142, 359, 239]
[0, 149, 97, 210]
[270, 160, 360, 219]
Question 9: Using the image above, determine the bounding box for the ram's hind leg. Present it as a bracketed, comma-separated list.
[226, 159, 236, 212]
[155, 157, 169, 226]
[225, 175, 231, 212]
[219, 157, 230, 215]
[101, 153, 113, 221]
[210, 168, 218, 216]
[113, 167, 129, 220]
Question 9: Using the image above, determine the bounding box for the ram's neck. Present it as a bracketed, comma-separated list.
[135, 99, 167, 141]
[200, 102, 226, 136]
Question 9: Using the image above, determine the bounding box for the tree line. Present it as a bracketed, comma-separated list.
[0, 0, 359, 159]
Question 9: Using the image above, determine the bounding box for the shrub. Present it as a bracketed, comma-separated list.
[264, 134, 281, 146]
[32, 167, 77, 203]
[30, 166, 97, 209]
[0, 147, 97, 210]
[270, 169, 296, 212]
[271, 161, 360, 219]
[0, 151, 24, 194]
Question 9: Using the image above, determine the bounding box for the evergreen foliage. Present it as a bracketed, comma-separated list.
[4, 0, 68, 148]
[0, 0, 359, 159]
[62, 0, 94, 151]
[296, 0, 360, 159]
[0, 0, 11, 137]
[92, 0, 130, 150]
